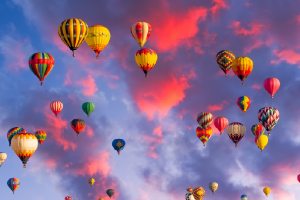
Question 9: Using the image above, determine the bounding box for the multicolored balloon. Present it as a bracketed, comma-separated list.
[82, 102, 95, 118]
[58, 18, 88, 57]
[88, 178, 95, 187]
[241, 194, 248, 200]
[251, 124, 265, 138]
[11, 133, 38, 168]
[236, 96, 251, 115]
[263, 187, 271, 197]
[131, 22, 152, 48]
[70, 119, 85, 137]
[35, 130, 47, 146]
[264, 78, 280, 98]
[112, 139, 126, 155]
[232, 57, 253, 85]
[29, 52, 54, 85]
[65, 196, 72, 200]
[226, 122, 246, 147]
[216, 50, 235, 76]
[7, 178, 20, 194]
[213, 117, 228, 135]
[85, 25, 110, 59]
[258, 107, 280, 135]
[197, 112, 213, 129]
[196, 126, 212, 147]
[187, 187, 193, 193]
[7, 127, 26, 146]
[50, 101, 63, 117]
[106, 189, 114, 199]
[192, 187, 205, 200]
[135, 48, 157, 78]
[0, 152, 7, 167]
[208, 182, 218, 195]
[257, 135, 268, 152]
[255, 137, 258, 148]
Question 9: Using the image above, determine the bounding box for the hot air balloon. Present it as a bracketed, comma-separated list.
[216, 50, 235, 76]
[70, 119, 85, 137]
[135, 48, 157, 78]
[255, 137, 258, 147]
[232, 57, 253, 85]
[0, 152, 7, 167]
[106, 189, 114, 199]
[35, 130, 47, 146]
[98, 198, 104, 200]
[258, 107, 279, 136]
[58, 18, 88, 57]
[264, 78, 280, 98]
[7, 127, 26, 146]
[208, 182, 218, 195]
[213, 117, 228, 135]
[197, 112, 213, 129]
[88, 178, 95, 187]
[11, 133, 38, 168]
[7, 178, 20, 194]
[192, 187, 205, 200]
[196, 126, 212, 147]
[236, 96, 251, 115]
[112, 139, 126, 155]
[257, 135, 268, 152]
[65, 196, 72, 200]
[251, 124, 265, 138]
[263, 187, 271, 197]
[185, 192, 196, 200]
[85, 25, 110, 59]
[241, 194, 248, 200]
[226, 122, 246, 147]
[187, 187, 193, 193]
[50, 101, 63, 117]
[82, 102, 95, 118]
[131, 22, 152, 49]
[297, 174, 300, 183]
[29, 52, 54, 85]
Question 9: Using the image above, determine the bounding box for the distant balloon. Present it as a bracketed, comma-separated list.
[35, 130, 47, 146]
[192, 187, 205, 200]
[187, 187, 193, 193]
[50, 101, 63, 117]
[216, 50, 235, 77]
[7, 178, 20, 194]
[241, 194, 248, 200]
[185, 192, 195, 200]
[70, 119, 85, 137]
[106, 189, 114, 199]
[232, 57, 253, 85]
[11, 133, 38, 168]
[196, 126, 212, 147]
[226, 122, 246, 147]
[0, 152, 7, 167]
[251, 124, 265, 138]
[208, 182, 218, 195]
[135, 48, 157, 78]
[213, 117, 228, 135]
[82, 102, 95, 118]
[264, 78, 280, 98]
[7, 127, 26, 146]
[236, 96, 251, 115]
[263, 187, 271, 197]
[297, 174, 300, 183]
[88, 178, 95, 187]
[197, 112, 213, 129]
[257, 135, 268, 152]
[65, 196, 72, 200]
[131, 22, 152, 48]
[112, 139, 126, 155]
[258, 107, 279, 135]
[29, 52, 54, 85]
[98, 198, 104, 200]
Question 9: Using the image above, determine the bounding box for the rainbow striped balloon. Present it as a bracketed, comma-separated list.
[29, 52, 54, 85]
[251, 124, 265, 138]
[7, 127, 26, 146]
[236, 96, 251, 115]
[197, 112, 213, 129]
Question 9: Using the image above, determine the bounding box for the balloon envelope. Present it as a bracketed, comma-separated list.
[236, 96, 251, 114]
[135, 48, 157, 77]
[29, 52, 54, 85]
[258, 107, 280, 133]
[226, 122, 246, 147]
[185, 192, 195, 200]
[208, 182, 218, 194]
[232, 57, 253, 85]
[251, 124, 265, 138]
[65, 196, 72, 200]
[263, 187, 271, 196]
[257, 135, 268, 152]
[264, 78, 280, 98]
[7, 178, 20, 194]
[35, 130, 47, 146]
[241, 194, 248, 200]
[70, 119, 85, 136]
[106, 189, 114, 198]
[192, 187, 205, 200]
[0, 152, 7, 167]
[196, 126, 212, 146]
[50, 101, 63, 117]
[197, 112, 213, 129]
[131, 22, 152, 48]
[82, 102, 95, 117]
[7, 127, 26, 146]
[88, 178, 95, 186]
[216, 50, 235, 76]
[213, 117, 228, 135]
[112, 139, 126, 155]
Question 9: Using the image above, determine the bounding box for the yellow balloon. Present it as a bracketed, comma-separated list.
[232, 57, 253, 85]
[88, 178, 95, 187]
[263, 187, 271, 196]
[135, 48, 157, 78]
[85, 25, 111, 59]
[98, 198, 104, 200]
[257, 135, 268, 152]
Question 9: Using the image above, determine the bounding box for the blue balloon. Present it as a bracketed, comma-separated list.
[241, 194, 248, 200]
[112, 139, 126, 155]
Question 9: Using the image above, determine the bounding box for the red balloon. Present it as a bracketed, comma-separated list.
[263, 78, 280, 98]
[50, 101, 63, 117]
[297, 174, 300, 183]
[213, 117, 228, 135]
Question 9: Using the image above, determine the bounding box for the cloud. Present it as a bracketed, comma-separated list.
[75, 75, 99, 96]
[229, 21, 265, 36]
[252, 83, 261, 90]
[271, 49, 300, 66]
[211, 0, 229, 19]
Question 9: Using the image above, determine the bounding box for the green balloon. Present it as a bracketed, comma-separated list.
[82, 102, 95, 117]
[106, 189, 114, 198]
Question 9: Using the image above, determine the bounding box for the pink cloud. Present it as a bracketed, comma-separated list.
[252, 82, 261, 89]
[229, 21, 265, 36]
[153, 125, 163, 137]
[271, 49, 300, 66]
[75, 75, 99, 96]
[245, 3, 253, 7]
[207, 100, 230, 112]
[211, 0, 229, 19]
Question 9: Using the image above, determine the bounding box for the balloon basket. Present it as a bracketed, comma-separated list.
[23, 165, 26, 168]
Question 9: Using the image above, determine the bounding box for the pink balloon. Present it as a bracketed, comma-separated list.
[263, 78, 280, 98]
[297, 174, 300, 183]
[213, 117, 229, 135]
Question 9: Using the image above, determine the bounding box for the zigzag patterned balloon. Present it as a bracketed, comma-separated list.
[257, 107, 279, 135]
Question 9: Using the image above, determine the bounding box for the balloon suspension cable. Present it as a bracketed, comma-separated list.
[220, 132, 222, 135]
[41, 81, 43, 86]
[118, 151, 120, 155]
[72, 50, 75, 57]
[261, 149, 262, 152]
[56, 115, 57, 118]
[243, 112, 245, 115]
[88, 115, 89, 118]
[225, 74, 227, 77]
[23, 164, 26, 168]
[242, 82, 244, 85]
[9, 144, 11, 146]
[203, 144, 205, 147]
[13, 191, 14, 194]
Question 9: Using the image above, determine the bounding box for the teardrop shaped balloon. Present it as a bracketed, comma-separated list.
[106, 189, 114, 199]
[11, 133, 38, 168]
[88, 178, 95, 187]
[297, 174, 300, 183]
[82, 102, 95, 118]
[50, 101, 63, 117]
[257, 135, 268, 152]
[7, 127, 26, 146]
[226, 122, 246, 147]
[7, 178, 20, 194]
[58, 18, 88, 57]
[192, 187, 205, 200]
[135, 48, 157, 78]
[197, 112, 213, 129]
[208, 182, 218, 195]
[35, 130, 47, 146]
[258, 107, 279, 135]
[112, 139, 126, 155]
[0, 152, 7, 167]
[185, 192, 195, 200]
[196, 126, 212, 147]
[65, 196, 72, 200]
[187, 187, 193, 193]
[70, 119, 85, 137]
[216, 50, 235, 76]
[85, 25, 111, 59]
[264, 78, 280, 98]
[241, 194, 248, 200]
[232, 57, 253, 85]
[236, 96, 251, 115]
[263, 187, 271, 197]
[251, 124, 265, 138]
[213, 117, 228, 135]
[131, 22, 152, 48]
[29, 52, 54, 85]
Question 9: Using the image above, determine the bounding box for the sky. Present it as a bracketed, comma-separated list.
[0, 0, 300, 199]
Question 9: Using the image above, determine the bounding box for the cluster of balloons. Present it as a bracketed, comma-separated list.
[240, 187, 271, 199]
